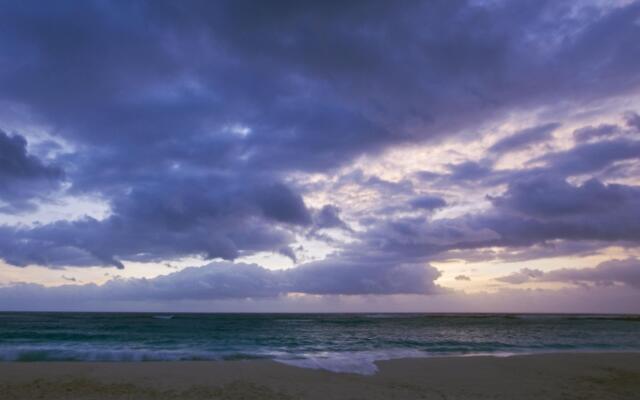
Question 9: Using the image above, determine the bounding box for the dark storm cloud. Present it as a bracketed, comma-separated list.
[409, 195, 447, 211]
[496, 259, 640, 289]
[2, 0, 639, 176]
[474, 177, 640, 247]
[446, 161, 494, 182]
[0, 176, 309, 269]
[534, 138, 640, 177]
[490, 177, 639, 218]
[572, 124, 621, 142]
[313, 205, 350, 231]
[488, 123, 559, 154]
[287, 257, 442, 295]
[624, 111, 640, 131]
[0, 0, 639, 296]
[0, 131, 63, 212]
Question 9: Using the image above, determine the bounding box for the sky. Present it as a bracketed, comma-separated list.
[0, 0, 639, 312]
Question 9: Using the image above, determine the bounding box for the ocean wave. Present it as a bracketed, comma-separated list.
[2, 312, 640, 375]
[152, 315, 174, 320]
[1, 345, 639, 375]
[0, 346, 224, 362]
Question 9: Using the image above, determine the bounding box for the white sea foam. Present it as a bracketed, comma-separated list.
[274, 349, 429, 375]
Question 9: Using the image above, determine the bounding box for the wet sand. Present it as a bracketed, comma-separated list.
[1, 352, 639, 399]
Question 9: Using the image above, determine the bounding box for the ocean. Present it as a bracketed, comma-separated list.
[1, 313, 639, 374]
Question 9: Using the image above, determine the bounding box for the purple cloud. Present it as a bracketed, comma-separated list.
[0, 131, 63, 212]
[0, 1, 639, 303]
[0, 260, 443, 305]
[496, 259, 640, 289]
[488, 123, 559, 154]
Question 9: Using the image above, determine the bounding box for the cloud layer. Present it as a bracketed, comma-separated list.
[0, 1, 639, 307]
[497, 259, 640, 289]
[0, 260, 442, 304]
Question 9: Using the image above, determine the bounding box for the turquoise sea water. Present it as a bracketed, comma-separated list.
[1, 313, 639, 374]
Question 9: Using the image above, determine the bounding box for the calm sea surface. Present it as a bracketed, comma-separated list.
[1, 313, 639, 374]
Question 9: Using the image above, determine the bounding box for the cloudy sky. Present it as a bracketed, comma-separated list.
[1, 0, 639, 312]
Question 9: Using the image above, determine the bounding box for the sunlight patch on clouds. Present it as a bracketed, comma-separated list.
[433, 245, 640, 294]
[236, 251, 294, 270]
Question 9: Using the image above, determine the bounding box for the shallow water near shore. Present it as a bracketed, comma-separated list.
[1, 312, 639, 374]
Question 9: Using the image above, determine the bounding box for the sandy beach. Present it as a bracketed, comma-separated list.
[0, 353, 639, 399]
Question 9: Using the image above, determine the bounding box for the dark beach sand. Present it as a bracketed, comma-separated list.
[1, 353, 639, 399]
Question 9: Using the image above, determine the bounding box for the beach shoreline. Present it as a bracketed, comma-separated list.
[1, 352, 639, 399]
